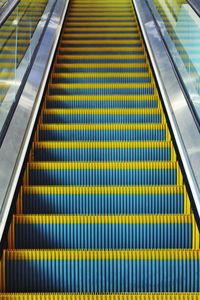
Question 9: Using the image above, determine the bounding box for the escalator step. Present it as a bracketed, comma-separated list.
[3, 250, 200, 292]
[51, 72, 151, 84]
[10, 214, 194, 249]
[45, 95, 159, 109]
[26, 161, 182, 186]
[32, 141, 174, 161]
[18, 185, 189, 215]
[37, 123, 170, 141]
[0, 294, 199, 300]
[41, 108, 162, 124]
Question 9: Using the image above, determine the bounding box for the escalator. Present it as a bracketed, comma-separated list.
[0, 0, 48, 103]
[0, 0, 200, 297]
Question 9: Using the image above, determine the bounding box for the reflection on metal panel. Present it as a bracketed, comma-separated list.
[133, 0, 200, 218]
[149, 0, 200, 122]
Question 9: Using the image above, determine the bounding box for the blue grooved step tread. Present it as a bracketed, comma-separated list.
[5, 253, 200, 292]
[14, 222, 192, 249]
[29, 168, 177, 185]
[33, 147, 171, 161]
[38, 128, 167, 141]
[22, 190, 185, 214]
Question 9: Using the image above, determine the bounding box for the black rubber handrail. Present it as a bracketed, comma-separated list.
[0, 0, 20, 27]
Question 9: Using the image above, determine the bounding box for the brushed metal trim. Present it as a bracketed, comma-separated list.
[133, 0, 200, 216]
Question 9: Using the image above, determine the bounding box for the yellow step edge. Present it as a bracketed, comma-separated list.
[64, 22, 138, 26]
[32, 140, 174, 149]
[16, 185, 190, 215]
[55, 55, 146, 60]
[12, 214, 194, 224]
[2, 26, 46, 30]
[41, 108, 164, 122]
[68, 10, 134, 14]
[60, 40, 141, 45]
[51, 72, 149, 78]
[37, 123, 169, 131]
[66, 17, 137, 21]
[27, 161, 181, 171]
[58, 47, 144, 52]
[0, 72, 15, 78]
[53, 63, 147, 68]
[20, 185, 187, 195]
[61, 33, 140, 37]
[63, 27, 139, 32]
[2, 249, 200, 260]
[45, 94, 159, 102]
[0, 53, 23, 58]
[0, 35, 30, 42]
[70, 3, 133, 5]
[69, 8, 134, 11]
[68, 13, 135, 17]
[71, 1, 132, 3]
[0, 294, 199, 300]
[0, 83, 11, 88]
[1, 46, 27, 51]
[48, 83, 154, 88]
[0, 32, 32, 37]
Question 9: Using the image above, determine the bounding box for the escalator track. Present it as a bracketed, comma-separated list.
[0, 0, 200, 298]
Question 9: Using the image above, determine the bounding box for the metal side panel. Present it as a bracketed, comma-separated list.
[132, 0, 200, 215]
[0, 0, 70, 242]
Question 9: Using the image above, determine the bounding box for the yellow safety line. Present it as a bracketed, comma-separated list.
[32, 140, 174, 149]
[45, 94, 159, 102]
[48, 83, 154, 89]
[27, 161, 180, 170]
[53, 63, 147, 69]
[13, 214, 193, 224]
[58, 46, 144, 52]
[62, 33, 139, 37]
[0, 294, 199, 300]
[60, 40, 142, 44]
[20, 185, 186, 194]
[49, 82, 154, 89]
[64, 22, 138, 26]
[3, 249, 200, 260]
[16, 185, 190, 215]
[42, 108, 161, 115]
[51, 72, 150, 79]
[55, 55, 146, 60]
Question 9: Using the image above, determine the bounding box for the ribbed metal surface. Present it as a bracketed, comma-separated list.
[0, 0, 199, 297]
